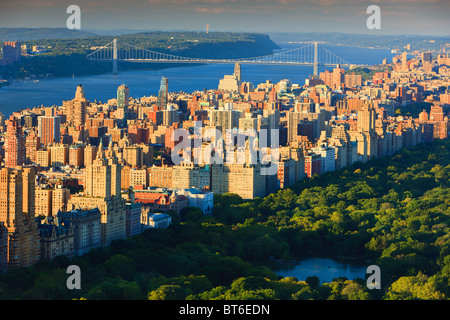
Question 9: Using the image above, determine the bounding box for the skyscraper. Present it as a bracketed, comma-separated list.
[422, 52, 432, 63]
[157, 77, 168, 109]
[84, 142, 112, 199]
[4, 116, 26, 168]
[163, 104, 178, 126]
[402, 52, 408, 71]
[22, 167, 35, 221]
[70, 141, 126, 246]
[37, 115, 61, 146]
[208, 103, 242, 134]
[234, 63, 241, 83]
[52, 186, 71, 216]
[117, 84, 129, 120]
[357, 106, 376, 135]
[107, 141, 122, 197]
[63, 84, 87, 127]
[0, 167, 40, 269]
[25, 130, 40, 164]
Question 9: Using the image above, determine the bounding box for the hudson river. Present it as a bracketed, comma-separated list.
[0, 44, 396, 116]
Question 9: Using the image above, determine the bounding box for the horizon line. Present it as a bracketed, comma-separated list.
[0, 27, 449, 38]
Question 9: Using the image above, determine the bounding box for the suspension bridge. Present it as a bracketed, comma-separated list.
[87, 39, 364, 76]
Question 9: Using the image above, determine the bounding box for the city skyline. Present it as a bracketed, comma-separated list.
[0, 29, 449, 301]
[0, 1, 450, 303]
[0, 0, 449, 36]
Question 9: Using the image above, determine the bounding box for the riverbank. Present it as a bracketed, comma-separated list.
[1, 62, 202, 84]
[277, 41, 391, 50]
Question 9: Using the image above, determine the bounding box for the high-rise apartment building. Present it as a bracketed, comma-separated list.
[69, 144, 84, 168]
[211, 163, 265, 199]
[123, 145, 143, 168]
[163, 104, 178, 126]
[357, 106, 376, 135]
[234, 63, 241, 83]
[304, 154, 322, 178]
[172, 163, 210, 190]
[36, 149, 51, 167]
[84, 144, 112, 199]
[319, 65, 345, 89]
[311, 144, 336, 174]
[0, 167, 40, 269]
[67, 194, 126, 246]
[239, 113, 258, 132]
[69, 142, 126, 246]
[277, 158, 296, 189]
[287, 107, 328, 143]
[50, 143, 69, 167]
[25, 131, 41, 164]
[422, 52, 432, 63]
[35, 185, 53, 217]
[344, 73, 362, 88]
[63, 85, 87, 127]
[130, 168, 148, 188]
[117, 84, 129, 120]
[430, 105, 444, 122]
[22, 167, 36, 221]
[125, 203, 142, 238]
[5, 116, 26, 167]
[107, 143, 122, 197]
[402, 52, 408, 71]
[121, 165, 132, 189]
[37, 115, 61, 146]
[157, 77, 168, 108]
[218, 63, 241, 92]
[148, 165, 173, 188]
[209, 104, 242, 134]
[84, 144, 98, 167]
[52, 186, 71, 216]
[331, 125, 354, 167]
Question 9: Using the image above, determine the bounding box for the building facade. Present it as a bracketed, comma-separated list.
[57, 208, 101, 256]
[37, 215, 75, 260]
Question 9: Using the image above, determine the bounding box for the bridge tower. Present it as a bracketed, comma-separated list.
[313, 42, 318, 77]
[113, 39, 118, 74]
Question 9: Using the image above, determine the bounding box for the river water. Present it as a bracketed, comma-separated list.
[0, 43, 397, 116]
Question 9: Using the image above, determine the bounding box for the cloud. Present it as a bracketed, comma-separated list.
[195, 7, 227, 13]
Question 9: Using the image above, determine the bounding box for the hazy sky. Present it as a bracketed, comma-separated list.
[0, 0, 449, 36]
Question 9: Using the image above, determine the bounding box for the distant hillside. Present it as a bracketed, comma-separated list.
[16, 31, 280, 57]
[268, 32, 450, 52]
[0, 28, 97, 41]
